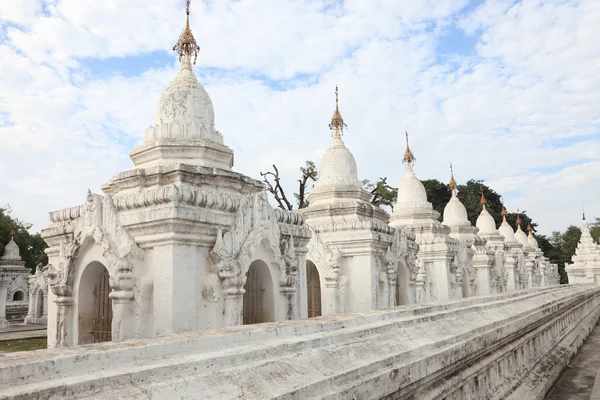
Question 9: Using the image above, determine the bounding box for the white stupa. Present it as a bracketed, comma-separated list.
[566, 214, 600, 284]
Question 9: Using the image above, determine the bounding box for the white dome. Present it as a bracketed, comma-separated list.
[515, 226, 529, 247]
[498, 220, 518, 243]
[476, 206, 497, 234]
[528, 232, 539, 249]
[0, 238, 21, 261]
[149, 60, 215, 142]
[316, 136, 360, 188]
[397, 167, 428, 204]
[443, 191, 470, 227]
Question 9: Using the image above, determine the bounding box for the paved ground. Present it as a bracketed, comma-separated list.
[0, 323, 46, 342]
[545, 321, 600, 400]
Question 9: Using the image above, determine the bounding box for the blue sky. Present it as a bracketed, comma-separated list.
[0, 0, 599, 235]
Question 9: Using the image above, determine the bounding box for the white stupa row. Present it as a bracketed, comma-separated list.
[36, 1, 561, 350]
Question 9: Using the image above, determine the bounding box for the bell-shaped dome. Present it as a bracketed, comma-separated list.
[528, 231, 539, 249]
[149, 60, 216, 142]
[515, 225, 529, 247]
[498, 207, 517, 243]
[397, 167, 428, 204]
[1, 237, 21, 261]
[316, 136, 360, 188]
[476, 205, 497, 234]
[498, 219, 517, 243]
[443, 191, 469, 227]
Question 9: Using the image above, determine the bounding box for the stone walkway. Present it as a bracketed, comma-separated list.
[0, 324, 46, 342]
[545, 321, 600, 400]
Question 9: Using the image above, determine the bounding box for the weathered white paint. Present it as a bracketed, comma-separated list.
[0, 285, 596, 400]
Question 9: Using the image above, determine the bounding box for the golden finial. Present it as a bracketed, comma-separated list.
[403, 131, 416, 166]
[173, 0, 200, 64]
[479, 184, 487, 206]
[449, 163, 457, 191]
[516, 215, 522, 227]
[527, 223, 533, 233]
[501, 205, 507, 219]
[329, 85, 346, 136]
[9, 228, 15, 239]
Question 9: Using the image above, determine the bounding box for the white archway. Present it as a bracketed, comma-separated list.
[77, 261, 112, 344]
[35, 289, 44, 319]
[12, 290, 25, 301]
[243, 260, 274, 325]
[396, 260, 410, 306]
[306, 261, 322, 318]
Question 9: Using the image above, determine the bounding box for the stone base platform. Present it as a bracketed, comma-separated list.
[0, 285, 599, 400]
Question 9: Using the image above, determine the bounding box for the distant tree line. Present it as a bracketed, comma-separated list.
[0, 205, 48, 272]
[261, 161, 598, 284]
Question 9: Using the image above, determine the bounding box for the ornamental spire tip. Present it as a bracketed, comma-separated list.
[173, 0, 200, 65]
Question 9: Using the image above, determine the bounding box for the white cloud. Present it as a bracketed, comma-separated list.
[0, 0, 598, 237]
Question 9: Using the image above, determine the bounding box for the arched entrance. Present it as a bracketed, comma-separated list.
[306, 261, 322, 318]
[243, 260, 274, 325]
[78, 262, 112, 344]
[396, 261, 409, 306]
[12, 290, 25, 301]
[35, 289, 44, 319]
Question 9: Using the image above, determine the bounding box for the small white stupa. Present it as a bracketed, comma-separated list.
[0, 230, 30, 328]
[566, 214, 600, 284]
[442, 164, 478, 245]
[389, 132, 440, 226]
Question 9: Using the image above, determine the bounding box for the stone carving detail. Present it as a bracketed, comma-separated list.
[113, 185, 240, 213]
[209, 192, 298, 298]
[47, 190, 143, 346]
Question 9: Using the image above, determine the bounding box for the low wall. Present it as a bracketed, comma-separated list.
[0, 285, 599, 400]
[5, 302, 28, 323]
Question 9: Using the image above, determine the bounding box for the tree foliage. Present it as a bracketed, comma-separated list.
[362, 177, 397, 208]
[261, 161, 317, 210]
[0, 205, 47, 272]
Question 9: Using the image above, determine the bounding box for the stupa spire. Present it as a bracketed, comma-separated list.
[329, 85, 347, 138]
[501, 205, 507, 221]
[479, 184, 487, 208]
[449, 163, 457, 192]
[403, 131, 416, 168]
[173, 0, 200, 65]
[516, 214, 522, 228]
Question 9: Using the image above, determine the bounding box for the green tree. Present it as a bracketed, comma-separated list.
[590, 217, 600, 243]
[362, 177, 397, 208]
[421, 179, 451, 217]
[0, 205, 47, 272]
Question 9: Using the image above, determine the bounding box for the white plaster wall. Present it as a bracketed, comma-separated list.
[1, 285, 598, 400]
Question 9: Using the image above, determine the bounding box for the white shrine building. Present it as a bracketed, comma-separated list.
[36, 2, 562, 349]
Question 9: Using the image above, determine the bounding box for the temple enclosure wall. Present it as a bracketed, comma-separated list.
[1, 284, 599, 400]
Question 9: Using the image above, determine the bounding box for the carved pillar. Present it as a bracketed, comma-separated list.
[223, 289, 243, 326]
[24, 282, 35, 324]
[415, 265, 427, 304]
[53, 296, 74, 347]
[0, 274, 9, 328]
[472, 250, 493, 296]
[109, 260, 135, 342]
[387, 271, 397, 308]
[42, 289, 48, 319]
[525, 256, 535, 289]
[504, 253, 517, 292]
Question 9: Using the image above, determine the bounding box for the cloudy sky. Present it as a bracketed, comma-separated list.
[0, 0, 599, 235]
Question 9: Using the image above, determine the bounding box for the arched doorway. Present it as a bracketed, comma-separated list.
[396, 261, 409, 306]
[243, 260, 274, 325]
[306, 261, 322, 318]
[12, 290, 25, 301]
[35, 290, 44, 319]
[78, 262, 112, 344]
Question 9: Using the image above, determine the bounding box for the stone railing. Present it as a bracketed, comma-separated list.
[0, 285, 598, 399]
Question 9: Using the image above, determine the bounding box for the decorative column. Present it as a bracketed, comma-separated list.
[0, 274, 10, 328]
[24, 276, 35, 324]
[53, 295, 74, 347]
[504, 252, 518, 292]
[109, 260, 135, 342]
[472, 246, 494, 296]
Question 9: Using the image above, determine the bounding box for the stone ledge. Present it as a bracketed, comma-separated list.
[0, 285, 597, 399]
